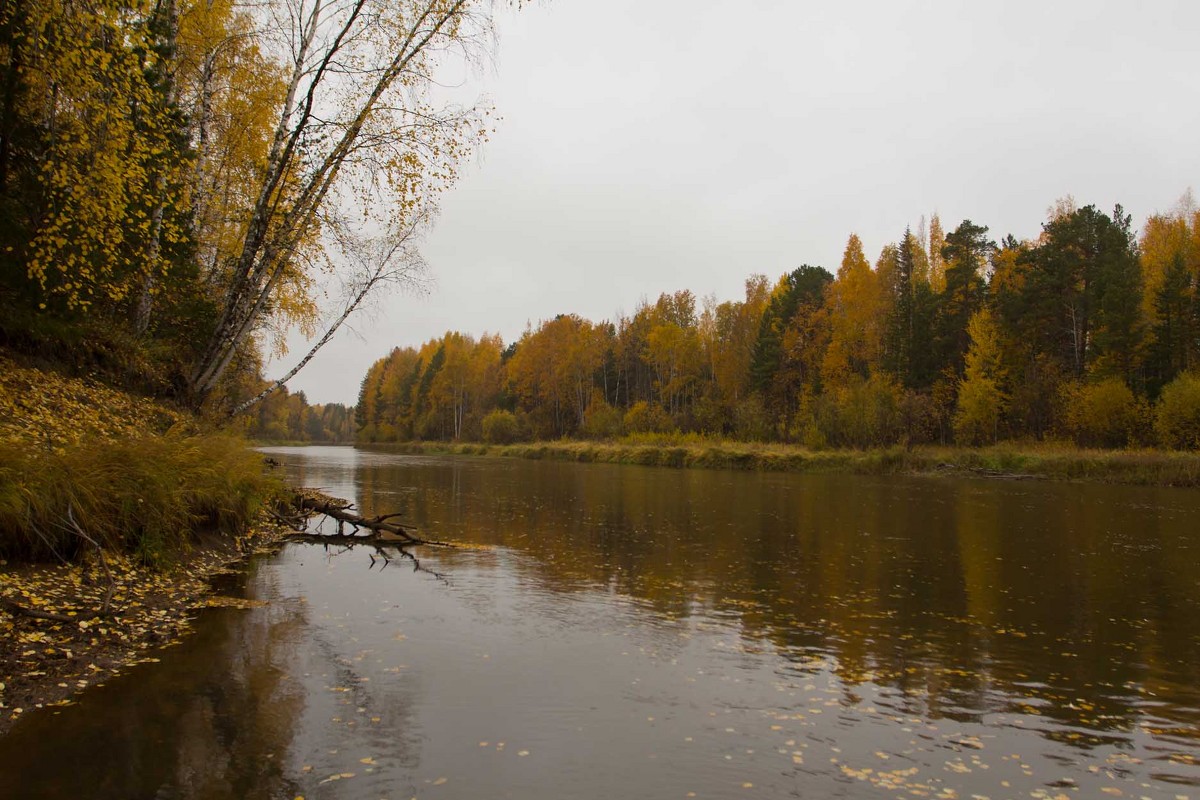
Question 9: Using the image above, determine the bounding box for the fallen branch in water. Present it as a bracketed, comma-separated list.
[291, 536, 449, 582]
[288, 490, 452, 547]
[285, 491, 450, 581]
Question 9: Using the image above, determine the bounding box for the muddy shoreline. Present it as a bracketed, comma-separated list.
[0, 522, 292, 738]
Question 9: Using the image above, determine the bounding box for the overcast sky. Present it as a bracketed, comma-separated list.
[270, 0, 1200, 405]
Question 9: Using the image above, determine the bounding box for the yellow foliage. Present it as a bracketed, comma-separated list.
[623, 400, 671, 434]
[927, 214, 947, 293]
[481, 409, 519, 444]
[1139, 199, 1200, 330]
[1059, 378, 1146, 449]
[0, 355, 192, 449]
[953, 310, 1007, 445]
[706, 275, 770, 405]
[1155, 372, 1200, 450]
[822, 233, 887, 388]
[21, 0, 191, 311]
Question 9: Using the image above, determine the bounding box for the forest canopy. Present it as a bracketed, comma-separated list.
[2, 2, 1198, 450]
[0, 0, 497, 411]
[356, 199, 1200, 450]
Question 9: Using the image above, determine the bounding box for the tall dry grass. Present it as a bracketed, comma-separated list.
[0, 434, 282, 564]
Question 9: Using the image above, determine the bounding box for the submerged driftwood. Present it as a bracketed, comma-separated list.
[292, 492, 423, 544]
[281, 490, 450, 576]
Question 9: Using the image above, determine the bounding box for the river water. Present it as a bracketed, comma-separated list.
[1, 446, 1199, 799]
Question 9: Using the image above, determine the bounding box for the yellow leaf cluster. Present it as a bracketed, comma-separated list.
[0, 355, 192, 449]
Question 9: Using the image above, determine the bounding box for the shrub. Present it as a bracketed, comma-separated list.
[732, 395, 773, 442]
[582, 397, 623, 439]
[830, 374, 902, 448]
[623, 401, 670, 434]
[481, 409, 519, 444]
[787, 394, 828, 450]
[689, 397, 729, 436]
[1155, 372, 1200, 450]
[1060, 378, 1146, 448]
[954, 376, 1004, 445]
[899, 389, 943, 446]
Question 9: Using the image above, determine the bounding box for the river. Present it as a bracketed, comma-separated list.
[1, 446, 1198, 799]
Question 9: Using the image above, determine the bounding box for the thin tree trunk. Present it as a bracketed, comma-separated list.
[230, 270, 370, 416]
[190, 0, 470, 405]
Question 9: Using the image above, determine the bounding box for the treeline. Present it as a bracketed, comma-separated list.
[358, 198, 1200, 450]
[243, 386, 355, 443]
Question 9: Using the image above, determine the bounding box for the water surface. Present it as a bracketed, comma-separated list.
[2, 446, 1198, 798]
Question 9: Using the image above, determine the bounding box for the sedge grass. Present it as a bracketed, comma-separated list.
[0, 434, 283, 564]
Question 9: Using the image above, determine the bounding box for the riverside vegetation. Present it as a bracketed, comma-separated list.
[373, 436, 1200, 487]
[0, 349, 291, 733]
[2, 0, 1200, 744]
[340, 199, 1200, 481]
[0, 0, 510, 732]
[352, 202, 1200, 459]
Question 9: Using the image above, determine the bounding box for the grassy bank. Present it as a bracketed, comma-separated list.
[0, 350, 289, 732]
[365, 437, 1200, 487]
[0, 352, 283, 564]
[0, 434, 282, 564]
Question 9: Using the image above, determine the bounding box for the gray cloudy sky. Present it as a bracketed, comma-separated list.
[270, 0, 1200, 405]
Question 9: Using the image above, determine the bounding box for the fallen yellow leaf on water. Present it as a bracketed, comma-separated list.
[432, 777, 447, 786]
[318, 772, 355, 785]
[359, 757, 376, 765]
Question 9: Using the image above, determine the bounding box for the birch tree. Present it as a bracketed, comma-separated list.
[187, 0, 498, 407]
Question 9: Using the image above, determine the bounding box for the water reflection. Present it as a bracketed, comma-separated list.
[289, 447, 1200, 767]
[0, 564, 310, 798]
[0, 447, 1196, 799]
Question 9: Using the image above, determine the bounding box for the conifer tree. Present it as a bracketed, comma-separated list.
[935, 220, 993, 377]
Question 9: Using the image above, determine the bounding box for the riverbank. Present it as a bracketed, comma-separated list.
[0, 522, 291, 736]
[0, 351, 290, 734]
[366, 438, 1200, 487]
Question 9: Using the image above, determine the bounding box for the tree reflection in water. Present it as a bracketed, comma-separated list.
[344, 450, 1200, 750]
[3, 448, 1197, 799]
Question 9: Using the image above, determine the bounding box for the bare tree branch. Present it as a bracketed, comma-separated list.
[231, 213, 429, 415]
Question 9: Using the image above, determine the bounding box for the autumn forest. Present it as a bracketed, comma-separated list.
[347, 200, 1200, 450]
[5, 0, 1200, 795]
[1, 0, 1199, 452]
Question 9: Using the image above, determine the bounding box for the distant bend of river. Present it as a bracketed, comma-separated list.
[1, 445, 1198, 799]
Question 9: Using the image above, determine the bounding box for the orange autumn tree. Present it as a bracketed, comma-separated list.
[822, 234, 887, 389]
[1141, 192, 1200, 392]
[507, 315, 607, 438]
